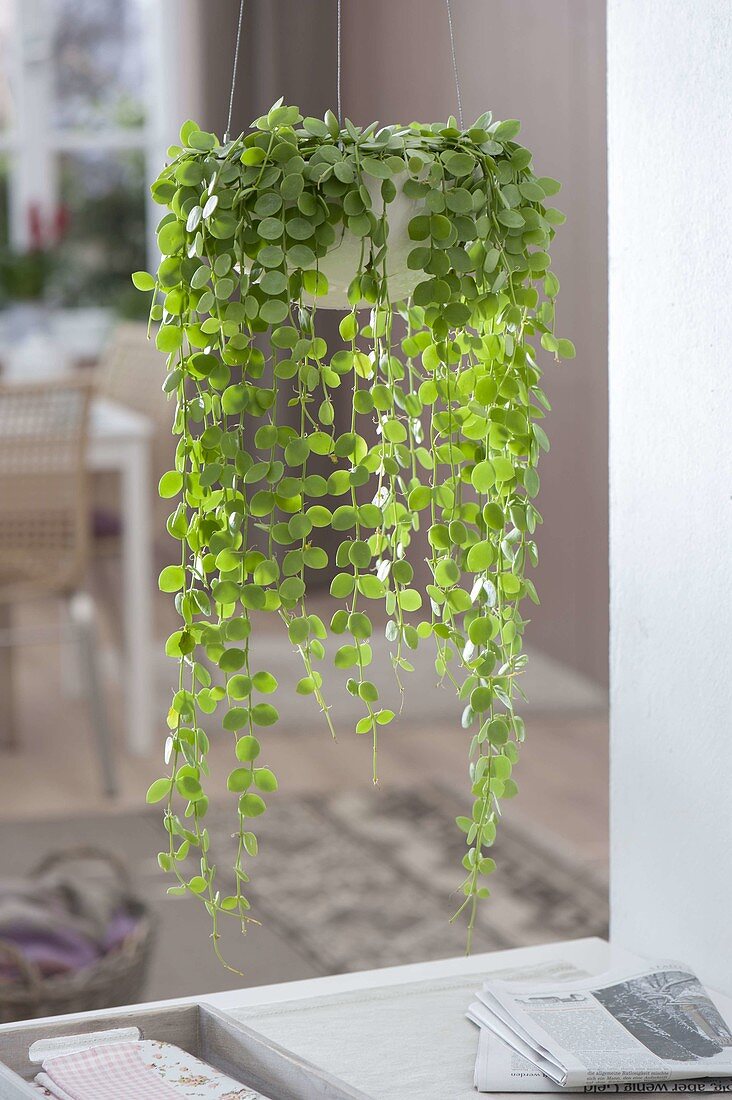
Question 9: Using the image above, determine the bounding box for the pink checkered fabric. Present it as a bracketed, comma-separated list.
[34, 1071, 76, 1099]
[43, 1043, 181, 1100]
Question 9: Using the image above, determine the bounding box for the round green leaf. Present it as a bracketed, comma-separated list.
[254, 767, 278, 792]
[223, 707, 249, 731]
[159, 471, 183, 498]
[471, 461, 495, 493]
[227, 768, 252, 793]
[132, 271, 155, 291]
[158, 565, 185, 593]
[146, 778, 172, 804]
[239, 793, 267, 817]
[235, 736, 261, 762]
[434, 559, 459, 587]
[252, 670, 278, 693]
[251, 703, 279, 727]
[228, 675, 252, 700]
[466, 541, 494, 572]
[258, 217, 284, 240]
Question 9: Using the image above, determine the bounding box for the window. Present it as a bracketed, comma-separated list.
[51, 0, 147, 131]
[0, 0, 174, 312]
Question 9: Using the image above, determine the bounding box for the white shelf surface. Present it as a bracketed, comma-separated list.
[2, 938, 729, 1099]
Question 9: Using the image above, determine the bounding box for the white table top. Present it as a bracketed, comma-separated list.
[0, 938, 640, 1100]
[2, 938, 730, 1099]
[220, 937, 634, 1100]
[206, 939, 732, 1099]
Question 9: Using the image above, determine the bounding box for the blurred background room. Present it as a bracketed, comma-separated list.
[0, 0, 608, 1012]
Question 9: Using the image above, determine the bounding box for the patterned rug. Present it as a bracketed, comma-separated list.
[207, 785, 608, 974]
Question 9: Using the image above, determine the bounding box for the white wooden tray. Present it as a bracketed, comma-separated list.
[0, 1002, 370, 1099]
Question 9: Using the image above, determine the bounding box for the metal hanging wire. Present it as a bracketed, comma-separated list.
[337, 0, 343, 119]
[444, 0, 465, 129]
[224, 0, 245, 142]
[222, 0, 464, 140]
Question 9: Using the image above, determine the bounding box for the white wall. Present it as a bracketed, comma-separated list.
[609, 1, 732, 990]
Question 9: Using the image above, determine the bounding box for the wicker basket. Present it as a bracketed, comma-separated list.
[0, 848, 155, 1024]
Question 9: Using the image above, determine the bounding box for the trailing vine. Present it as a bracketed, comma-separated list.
[135, 101, 573, 966]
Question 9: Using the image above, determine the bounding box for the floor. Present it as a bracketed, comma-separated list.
[0, 573, 608, 1002]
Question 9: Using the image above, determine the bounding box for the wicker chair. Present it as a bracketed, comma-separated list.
[0, 379, 116, 795]
[97, 322, 173, 483]
[97, 322, 168, 421]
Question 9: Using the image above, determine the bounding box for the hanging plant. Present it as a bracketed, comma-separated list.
[135, 101, 574, 967]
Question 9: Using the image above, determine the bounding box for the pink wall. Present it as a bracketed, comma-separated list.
[343, 0, 608, 686]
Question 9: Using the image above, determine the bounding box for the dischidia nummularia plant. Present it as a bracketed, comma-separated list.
[134, 101, 574, 968]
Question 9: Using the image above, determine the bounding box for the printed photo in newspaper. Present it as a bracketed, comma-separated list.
[468, 962, 732, 1090]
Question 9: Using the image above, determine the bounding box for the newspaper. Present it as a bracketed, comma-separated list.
[472, 1025, 732, 1093]
[468, 961, 732, 1092]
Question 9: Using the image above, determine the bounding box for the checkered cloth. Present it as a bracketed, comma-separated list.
[34, 1071, 77, 1099]
[40, 1043, 181, 1099]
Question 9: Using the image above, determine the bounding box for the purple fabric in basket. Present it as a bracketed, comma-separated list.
[0, 921, 98, 979]
[101, 909, 139, 953]
[0, 893, 141, 980]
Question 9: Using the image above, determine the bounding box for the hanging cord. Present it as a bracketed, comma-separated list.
[336, 0, 343, 120]
[224, 0, 456, 135]
[444, 0, 464, 129]
[224, 0, 246, 143]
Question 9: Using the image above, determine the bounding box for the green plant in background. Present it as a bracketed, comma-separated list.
[136, 102, 573, 968]
[0, 248, 50, 303]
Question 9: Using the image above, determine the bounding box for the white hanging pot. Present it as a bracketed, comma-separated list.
[305, 173, 424, 310]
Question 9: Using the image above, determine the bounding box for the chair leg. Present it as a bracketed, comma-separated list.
[60, 598, 84, 700]
[69, 592, 117, 797]
[0, 604, 17, 750]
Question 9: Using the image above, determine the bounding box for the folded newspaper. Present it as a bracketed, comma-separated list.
[467, 960, 732, 1092]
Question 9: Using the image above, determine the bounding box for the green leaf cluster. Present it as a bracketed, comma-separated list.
[139, 102, 570, 962]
